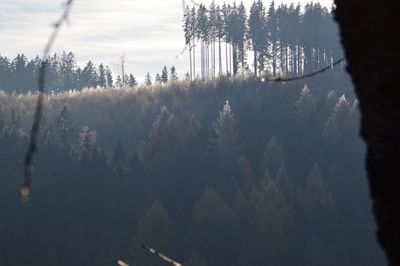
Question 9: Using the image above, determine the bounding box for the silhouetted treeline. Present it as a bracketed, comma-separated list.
[183, 1, 342, 79]
[0, 52, 185, 93]
[0, 70, 384, 266]
[0, 51, 142, 93]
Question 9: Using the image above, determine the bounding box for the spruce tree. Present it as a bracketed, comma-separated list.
[128, 73, 137, 87]
[98, 63, 107, 88]
[183, 5, 193, 80]
[145, 72, 152, 86]
[161, 66, 169, 84]
[133, 201, 174, 266]
[248, 1, 265, 77]
[211, 100, 240, 165]
[170, 66, 178, 81]
[105, 66, 113, 87]
[266, 1, 279, 76]
[155, 73, 162, 84]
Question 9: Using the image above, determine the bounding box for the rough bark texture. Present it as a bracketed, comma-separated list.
[334, 1, 400, 265]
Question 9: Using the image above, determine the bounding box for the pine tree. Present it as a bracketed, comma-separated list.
[133, 201, 174, 266]
[295, 85, 316, 124]
[261, 136, 285, 177]
[12, 54, 29, 91]
[128, 73, 138, 87]
[155, 73, 162, 84]
[258, 179, 293, 253]
[266, 1, 279, 76]
[185, 71, 191, 81]
[196, 4, 209, 79]
[193, 188, 236, 229]
[116, 75, 123, 88]
[161, 66, 169, 84]
[0, 55, 12, 92]
[215, 5, 224, 76]
[304, 163, 334, 209]
[237, 2, 248, 75]
[190, 7, 197, 79]
[98, 63, 107, 88]
[275, 165, 297, 203]
[248, 1, 265, 77]
[323, 94, 351, 143]
[142, 106, 180, 177]
[170, 66, 178, 81]
[183, 6, 193, 80]
[78, 126, 97, 161]
[211, 101, 240, 165]
[111, 140, 127, 175]
[6, 109, 21, 136]
[209, 0, 218, 78]
[222, 3, 233, 76]
[192, 189, 238, 265]
[145, 72, 152, 86]
[147, 106, 172, 149]
[52, 105, 77, 152]
[105, 66, 113, 87]
[82, 61, 98, 88]
[60, 51, 77, 89]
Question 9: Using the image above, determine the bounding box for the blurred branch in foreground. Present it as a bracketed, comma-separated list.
[142, 244, 183, 266]
[20, 0, 75, 201]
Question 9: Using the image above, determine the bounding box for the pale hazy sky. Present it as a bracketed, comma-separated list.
[0, 0, 333, 81]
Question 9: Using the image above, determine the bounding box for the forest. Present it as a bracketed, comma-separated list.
[0, 52, 137, 93]
[182, 1, 342, 79]
[0, 69, 385, 265]
[0, 0, 387, 266]
[0, 2, 342, 94]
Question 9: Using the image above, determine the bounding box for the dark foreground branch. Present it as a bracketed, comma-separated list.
[142, 244, 183, 266]
[264, 57, 345, 83]
[20, 0, 75, 201]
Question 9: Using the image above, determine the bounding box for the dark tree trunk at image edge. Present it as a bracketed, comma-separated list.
[335, 1, 400, 265]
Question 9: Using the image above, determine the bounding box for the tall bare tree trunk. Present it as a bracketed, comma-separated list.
[297, 45, 302, 75]
[214, 41, 216, 78]
[231, 44, 233, 75]
[219, 37, 222, 76]
[206, 43, 208, 79]
[335, 1, 400, 265]
[193, 43, 196, 79]
[241, 45, 245, 76]
[233, 44, 238, 76]
[200, 42, 202, 79]
[254, 49, 258, 77]
[189, 45, 192, 80]
[225, 42, 229, 75]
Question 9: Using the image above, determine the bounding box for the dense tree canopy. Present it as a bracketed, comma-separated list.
[183, 1, 342, 79]
[0, 69, 384, 265]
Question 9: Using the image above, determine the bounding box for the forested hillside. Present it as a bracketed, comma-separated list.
[0, 1, 387, 265]
[0, 68, 385, 265]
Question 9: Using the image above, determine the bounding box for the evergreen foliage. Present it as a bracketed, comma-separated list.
[0, 52, 143, 92]
[182, 1, 342, 79]
[0, 70, 384, 266]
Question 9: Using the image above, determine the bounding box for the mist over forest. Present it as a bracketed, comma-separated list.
[0, 1, 386, 266]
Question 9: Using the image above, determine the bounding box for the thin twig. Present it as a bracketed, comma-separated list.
[264, 57, 345, 82]
[20, 0, 75, 201]
[142, 244, 183, 266]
